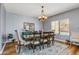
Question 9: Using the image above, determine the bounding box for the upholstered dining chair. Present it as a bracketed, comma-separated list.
[49, 32, 55, 45]
[31, 32, 41, 53]
[21, 31, 33, 49]
[15, 30, 31, 54]
[41, 32, 50, 49]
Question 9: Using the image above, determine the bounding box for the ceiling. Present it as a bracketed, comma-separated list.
[4, 3, 79, 17]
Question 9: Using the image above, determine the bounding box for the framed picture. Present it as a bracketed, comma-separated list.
[23, 22, 35, 31]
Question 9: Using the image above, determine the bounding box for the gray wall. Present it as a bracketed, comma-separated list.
[44, 8, 79, 33]
[0, 4, 6, 50]
[6, 12, 43, 39]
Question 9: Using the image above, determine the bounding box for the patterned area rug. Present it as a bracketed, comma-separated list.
[18, 42, 72, 55]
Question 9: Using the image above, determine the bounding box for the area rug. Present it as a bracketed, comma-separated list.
[19, 42, 71, 55]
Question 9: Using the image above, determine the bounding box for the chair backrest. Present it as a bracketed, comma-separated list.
[15, 30, 21, 44]
[22, 31, 32, 35]
[21, 31, 33, 40]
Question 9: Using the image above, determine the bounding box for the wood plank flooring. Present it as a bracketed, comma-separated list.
[68, 44, 79, 55]
[55, 40, 79, 55]
[2, 41, 17, 55]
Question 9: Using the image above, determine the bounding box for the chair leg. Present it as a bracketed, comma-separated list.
[17, 45, 21, 54]
[33, 44, 35, 53]
[47, 38, 50, 47]
[42, 43, 44, 49]
[42, 40, 44, 49]
[39, 44, 41, 50]
[47, 41, 49, 47]
[49, 41, 51, 47]
[52, 37, 54, 45]
[52, 40, 54, 45]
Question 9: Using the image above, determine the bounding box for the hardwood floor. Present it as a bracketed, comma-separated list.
[2, 41, 17, 55]
[68, 44, 79, 55]
[56, 40, 79, 55]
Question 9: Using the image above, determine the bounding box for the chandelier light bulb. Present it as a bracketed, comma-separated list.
[38, 6, 47, 22]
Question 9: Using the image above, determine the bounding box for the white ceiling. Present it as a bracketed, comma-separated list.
[4, 3, 79, 17]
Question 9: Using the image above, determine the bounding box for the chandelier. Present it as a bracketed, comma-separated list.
[38, 6, 47, 22]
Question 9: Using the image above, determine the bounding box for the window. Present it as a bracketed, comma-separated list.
[60, 19, 69, 35]
[51, 21, 59, 34]
[51, 19, 69, 35]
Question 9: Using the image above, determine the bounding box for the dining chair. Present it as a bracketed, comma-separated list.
[31, 32, 41, 53]
[49, 32, 55, 46]
[21, 31, 33, 49]
[41, 32, 50, 49]
[15, 30, 31, 54]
